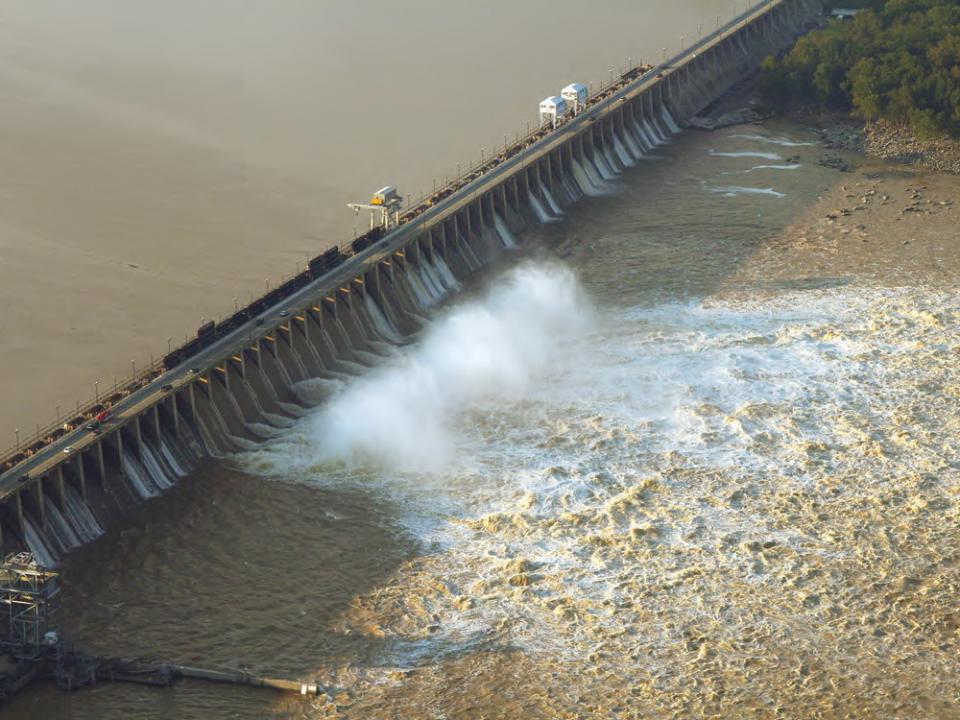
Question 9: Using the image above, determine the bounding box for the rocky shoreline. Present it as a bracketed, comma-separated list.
[693, 75, 960, 176]
[799, 112, 960, 176]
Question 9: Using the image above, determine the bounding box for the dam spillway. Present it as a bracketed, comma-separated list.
[0, 0, 820, 565]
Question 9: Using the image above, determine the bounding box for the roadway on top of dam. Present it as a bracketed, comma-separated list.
[0, 0, 790, 498]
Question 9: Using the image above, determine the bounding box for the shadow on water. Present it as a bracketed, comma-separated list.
[3, 461, 417, 719]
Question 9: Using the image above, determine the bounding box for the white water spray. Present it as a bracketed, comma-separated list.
[272, 263, 590, 472]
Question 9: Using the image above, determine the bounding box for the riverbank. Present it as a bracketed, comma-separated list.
[713, 105, 960, 288]
[694, 72, 960, 176]
[793, 108, 960, 176]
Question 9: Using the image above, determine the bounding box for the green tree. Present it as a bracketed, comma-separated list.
[762, 0, 960, 136]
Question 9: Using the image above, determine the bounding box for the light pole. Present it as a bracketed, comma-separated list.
[15, 428, 19, 451]
[95, 380, 100, 403]
[131, 359, 136, 377]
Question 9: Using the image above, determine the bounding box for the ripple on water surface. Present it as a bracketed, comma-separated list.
[239, 276, 960, 718]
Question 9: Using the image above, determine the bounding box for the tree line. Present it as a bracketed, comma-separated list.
[761, 0, 960, 137]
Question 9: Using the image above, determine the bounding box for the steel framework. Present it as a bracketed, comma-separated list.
[0, 552, 61, 652]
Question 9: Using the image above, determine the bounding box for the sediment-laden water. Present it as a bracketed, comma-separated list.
[7, 123, 959, 719]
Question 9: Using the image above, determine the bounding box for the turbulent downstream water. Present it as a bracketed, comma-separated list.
[8, 122, 960, 719]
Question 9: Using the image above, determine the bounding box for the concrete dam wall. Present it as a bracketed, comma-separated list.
[0, 0, 821, 565]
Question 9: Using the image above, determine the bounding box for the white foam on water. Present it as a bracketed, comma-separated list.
[730, 133, 816, 147]
[238, 267, 960, 708]
[746, 164, 802, 172]
[243, 263, 590, 475]
[710, 150, 784, 161]
[712, 186, 786, 198]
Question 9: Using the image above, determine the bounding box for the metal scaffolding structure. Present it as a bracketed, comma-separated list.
[0, 552, 61, 652]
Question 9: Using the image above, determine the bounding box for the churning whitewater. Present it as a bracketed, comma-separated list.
[239, 263, 960, 717]
[247, 263, 590, 474]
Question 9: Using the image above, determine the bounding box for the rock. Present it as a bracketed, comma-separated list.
[819, 155, 854, 172]
[688, 116, 718, 130]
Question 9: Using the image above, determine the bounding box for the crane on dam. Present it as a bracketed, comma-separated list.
[348, 185, 404, 236]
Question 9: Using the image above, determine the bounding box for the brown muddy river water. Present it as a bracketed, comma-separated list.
[3, 3, 960, 720]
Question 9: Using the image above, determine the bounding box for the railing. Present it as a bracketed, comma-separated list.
[0, 0, 794, 475]
[0, 360, 166, 475]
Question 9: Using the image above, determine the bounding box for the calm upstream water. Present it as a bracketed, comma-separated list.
[4, 4, 960, 720]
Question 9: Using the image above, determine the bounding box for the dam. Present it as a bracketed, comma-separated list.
[0, 0, 820, 566]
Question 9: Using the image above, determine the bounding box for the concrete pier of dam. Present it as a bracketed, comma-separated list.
[0, 0, 821, 566]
